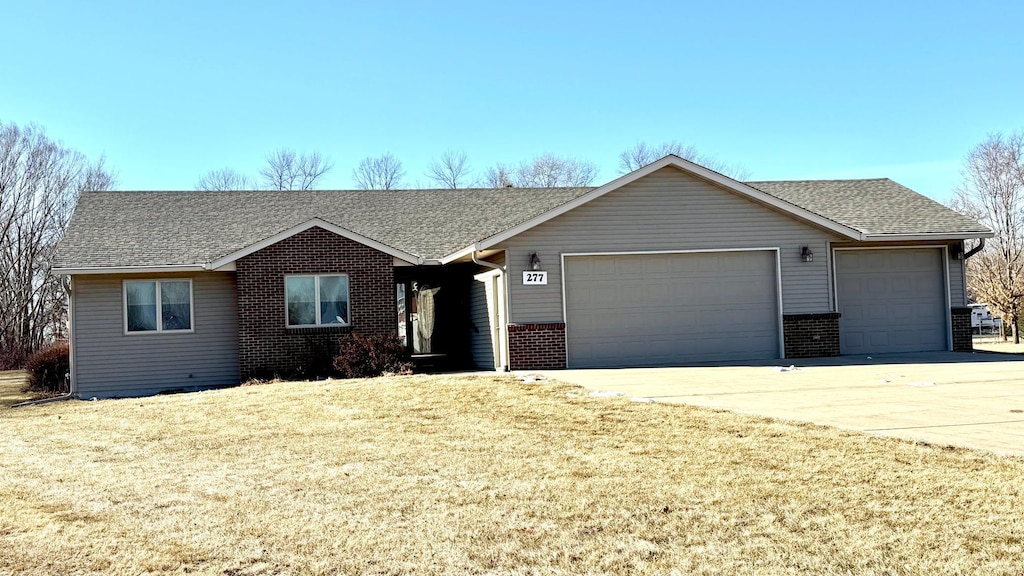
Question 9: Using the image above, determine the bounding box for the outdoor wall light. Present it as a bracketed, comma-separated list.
[800, 246, 814, 262]
[529, 252, 542, 270]
[951, 245, 964, 260]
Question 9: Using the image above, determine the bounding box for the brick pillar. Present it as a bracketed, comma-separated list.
[783, 313, 841, 358]
[508, 323, 566, 370]
[950, 307, 973, 352]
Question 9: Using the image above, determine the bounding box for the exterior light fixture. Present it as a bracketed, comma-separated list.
[529, 252, 542, 271]
[951, 245, 964, 260]
[800, 246, 813, 262]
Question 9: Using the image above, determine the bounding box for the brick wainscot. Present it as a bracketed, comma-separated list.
[782, 313, 841, 358]
[235, 226, 395, 379]
[508, 323, 567, 370]
[950, 307, 973, 352]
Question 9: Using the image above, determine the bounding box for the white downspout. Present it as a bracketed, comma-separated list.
[472, 250, 509, 371]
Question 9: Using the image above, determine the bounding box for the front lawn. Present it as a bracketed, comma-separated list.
[1, 374, 1022, 575]
[0, 370, 31, 408]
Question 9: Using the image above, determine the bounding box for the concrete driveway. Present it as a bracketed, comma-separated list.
[528, 352, 1024, 456]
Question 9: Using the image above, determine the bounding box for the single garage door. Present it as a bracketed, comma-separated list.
[564, 251, 780, 368]
[835, 248, 947, 355]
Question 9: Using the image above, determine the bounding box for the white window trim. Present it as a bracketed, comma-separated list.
[122, 279, 195, 335]
[285, 274, 351, 328]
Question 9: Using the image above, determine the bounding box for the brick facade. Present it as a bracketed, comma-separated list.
[950, 307, 973, 352]
[782, 313, 841, 358]
[508, 323, 566, 370]
[236, 226, 395, 380]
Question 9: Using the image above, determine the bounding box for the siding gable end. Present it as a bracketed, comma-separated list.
[498, 166, 845, 322]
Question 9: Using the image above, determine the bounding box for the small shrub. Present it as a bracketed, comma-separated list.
[333, 332, 413, 379]
[25, 342, 70, 394]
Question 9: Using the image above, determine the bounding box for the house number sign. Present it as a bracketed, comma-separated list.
[523, 271, 548, 285]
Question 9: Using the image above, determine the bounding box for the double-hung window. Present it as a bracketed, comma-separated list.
[285, 274, 349, 327]
[124, 279, 193, 333]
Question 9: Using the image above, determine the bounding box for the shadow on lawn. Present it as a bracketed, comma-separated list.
[0, 370, 32, 409]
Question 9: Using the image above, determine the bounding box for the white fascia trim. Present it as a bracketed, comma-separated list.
[206, 218, 424, 269]
[54, 265, 206, 275]
[450, 155, 864, 257]
[860, 231, 995, 241]
[439, 245, 478, 265]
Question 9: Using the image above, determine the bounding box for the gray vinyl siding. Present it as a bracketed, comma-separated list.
[71, 271, 240, 398]
[497, 166, 843, 323]
[950, 255, 966, 306]
[469, 275, 495, 370]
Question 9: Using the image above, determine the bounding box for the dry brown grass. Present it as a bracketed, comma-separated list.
[0, 370, 31, 408]
[2, 373, 1023, 575]
[973, 340, 1024, 354]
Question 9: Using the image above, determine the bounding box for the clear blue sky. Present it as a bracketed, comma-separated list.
[3, 0, 1021, 201]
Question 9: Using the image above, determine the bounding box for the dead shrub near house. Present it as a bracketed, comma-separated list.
[333, 332, 413, 378]
[24, 342, 70, 394]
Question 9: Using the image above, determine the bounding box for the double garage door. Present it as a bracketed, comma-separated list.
[565, 251, 780, 368]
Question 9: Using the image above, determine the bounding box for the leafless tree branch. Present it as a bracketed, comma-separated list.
[426, 150, 473, 189]
[0, 120, 115, 367]
[353, 154, 405, 190]
[195, 167, 255, 191]
[482, 163, 514, 188]
[952, 130, 1024, 342]
[618, 140, 751, 180]
[259, 148, 334, 190]
[483, 154, 599, 188]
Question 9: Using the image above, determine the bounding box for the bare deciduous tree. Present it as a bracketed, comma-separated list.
[483, 154, 599, 188]
[618, 140, 751, 180]
[952, 130, 1024, 343]
[195, 168, 255, 191]
[426, 150, 473, 189]
[515, 153, 599, 187]
[0, 121, 116, 368]
[482, 163, 514, 187]
[353, 153, 405, 190]
[259, 148, 334, 190]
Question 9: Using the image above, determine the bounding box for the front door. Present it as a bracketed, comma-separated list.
[396, 280, 442, 354]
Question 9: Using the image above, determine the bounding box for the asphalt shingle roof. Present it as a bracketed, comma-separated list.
[746, 178, 988, 236]
[54, 177, 990, 269]
[54, 187, 593, 268]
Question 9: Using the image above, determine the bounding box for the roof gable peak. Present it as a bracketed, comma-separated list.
[207, 218, 423, 269]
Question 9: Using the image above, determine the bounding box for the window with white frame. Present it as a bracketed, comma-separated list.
[285, 274, 349, 327]
[124, 279, 193, 333]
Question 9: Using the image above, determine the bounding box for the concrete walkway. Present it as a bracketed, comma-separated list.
[528, 352, 1024, 456]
